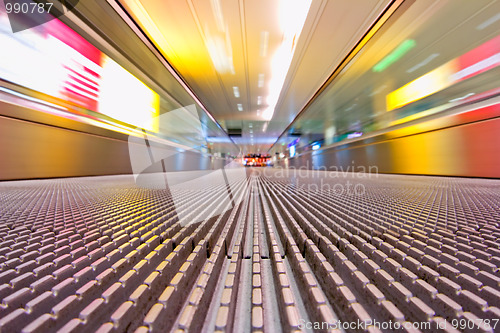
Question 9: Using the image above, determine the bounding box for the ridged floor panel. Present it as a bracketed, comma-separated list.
[0, 169, 499, 332]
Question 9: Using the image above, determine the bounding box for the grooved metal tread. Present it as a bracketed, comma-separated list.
[0, 169, 499, 332]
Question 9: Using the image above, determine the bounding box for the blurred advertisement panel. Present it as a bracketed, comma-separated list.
[0, 9, 159, 132]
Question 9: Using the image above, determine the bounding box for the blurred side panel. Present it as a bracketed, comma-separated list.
[279, 103, 500, 178]
[0, 114, 132, 180]
[0, 110, 229, 180]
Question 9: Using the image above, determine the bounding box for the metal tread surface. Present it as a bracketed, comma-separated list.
[0, 169, 499, 332]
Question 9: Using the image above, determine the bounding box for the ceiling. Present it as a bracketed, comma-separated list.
[113, 0, 393, 154]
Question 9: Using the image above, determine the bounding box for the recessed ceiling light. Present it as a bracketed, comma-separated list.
[260, 31, 269, 58]
[249, 123, 253, 128]
[258, 74, 264, 88]
[237, 104, 243, 111]
[257, 96, 262, 105]
[406, 53, 439, 73]
[476, 13, 500, 30]
[211, 0, 225, 32]
[233, 86, 240, 98]
[261, 0, 312, 121]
